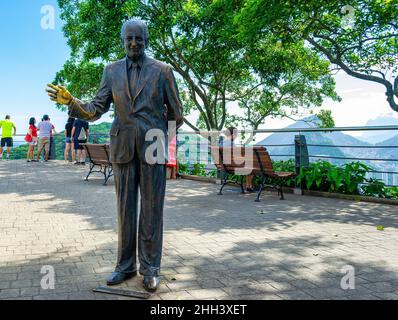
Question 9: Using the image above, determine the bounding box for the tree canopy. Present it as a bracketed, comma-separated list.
[237, 0, 398, 112]
[55, 0, 340, 130]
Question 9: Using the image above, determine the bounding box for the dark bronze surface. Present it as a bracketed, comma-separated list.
[47, 20, 183, 291]
[93, 286, 150, 299]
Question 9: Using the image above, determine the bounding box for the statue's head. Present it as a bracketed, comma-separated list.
[121, 19, 148, 61]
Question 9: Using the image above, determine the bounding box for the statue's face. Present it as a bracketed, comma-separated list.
[123, 23, 146, 61]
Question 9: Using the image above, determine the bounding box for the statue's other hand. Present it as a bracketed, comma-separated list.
[46, 84, 73, 105]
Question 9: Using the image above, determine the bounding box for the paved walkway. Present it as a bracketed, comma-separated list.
[0, 160, 398, 300]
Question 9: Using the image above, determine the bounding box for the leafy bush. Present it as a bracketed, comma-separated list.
[385, 186, 398, 199]
[297, 160, 370, 195]
[178, 163, 213, 177]
[362, 178, 386, 198]
[178, 163, 190, 175]
[190, 163, 207, 176]
[268, 159, 296, 187]
[179, 158, 398, 200]
[206, 169, 218, 178]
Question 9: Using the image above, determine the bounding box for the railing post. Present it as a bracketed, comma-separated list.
[216, 135, 224, 183]
[294, 134, 309, 194]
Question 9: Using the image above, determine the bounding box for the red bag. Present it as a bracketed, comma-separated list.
[24, 133, 32, 143]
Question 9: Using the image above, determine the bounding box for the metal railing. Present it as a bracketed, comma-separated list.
[4, 125, 398, 187]
[176, 125, 398, 187]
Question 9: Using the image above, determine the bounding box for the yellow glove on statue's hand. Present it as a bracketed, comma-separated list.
[46, 83, 73, 105]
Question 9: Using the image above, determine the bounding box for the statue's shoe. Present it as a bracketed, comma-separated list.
[106, 271, 137, 286]
[143, 276, 160, 292]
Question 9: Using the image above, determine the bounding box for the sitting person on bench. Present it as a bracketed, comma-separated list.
[220, 126, 254, 192]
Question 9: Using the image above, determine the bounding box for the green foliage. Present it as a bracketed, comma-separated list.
[56, 0, 339, 130]
[268, 159, 296, 187]
[385, 186, 398, 199]
[316, 110, 335, 129]
[188, 163, 207, 176]
[297, 160, 370, 194]
[343, 162, 370, 194]
[177, 162, 190, 175]
[177, 162, 215, 177]
[179, 155, 398, 199]
[236, 0, 398, 112]
[362, 178, 386, 198]
[362, 180, 398, 199]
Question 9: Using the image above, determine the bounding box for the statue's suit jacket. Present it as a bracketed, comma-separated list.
[68, 55, 183, 164]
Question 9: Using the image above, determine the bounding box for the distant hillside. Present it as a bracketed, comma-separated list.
[359, 115, 398, 143]
[255, 115, 398, 179]
[375, 135, 398, 170]
[89, 122, 112, 134]
[256, 116, 372, 166]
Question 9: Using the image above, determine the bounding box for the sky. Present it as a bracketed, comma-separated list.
[0, 0, 397, 137]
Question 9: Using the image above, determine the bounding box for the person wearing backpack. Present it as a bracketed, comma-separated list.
[71, 118, 89, 164]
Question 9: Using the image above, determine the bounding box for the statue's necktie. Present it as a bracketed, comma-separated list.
[129, 63, 139, 98]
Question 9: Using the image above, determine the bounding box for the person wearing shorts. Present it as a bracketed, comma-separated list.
[72, 118, 89, 164]
[26, 117, 38, 162]
[0, 115, 17, 160]
[64, 116, 75, 162]
[36, 115, 55, 162]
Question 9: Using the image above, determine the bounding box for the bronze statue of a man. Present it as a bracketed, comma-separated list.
[47, 19, 183, 292]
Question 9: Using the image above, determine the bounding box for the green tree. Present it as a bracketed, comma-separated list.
[237, 0, 398, 112]
[55, 0, 339, 131]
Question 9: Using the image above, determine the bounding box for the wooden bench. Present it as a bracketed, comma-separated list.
[211, 145, 295, 201]
[81, 143, 113, 185]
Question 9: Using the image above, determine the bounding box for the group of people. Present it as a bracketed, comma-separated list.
[63, 115, 90, 164]
[25, 114, 57, 162]
[0, 113, 90, 164]
[25, 113, 89, 164]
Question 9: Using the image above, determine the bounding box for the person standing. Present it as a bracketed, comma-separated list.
[36, 115, 55, 162]
[26, 117, 38, 162]
[48, 117, 56, 160]
[0, 115, 17, 161]
[71, 118, 89, 164]
[64, 116, 75, 163]
[46, 19, 183, 292]
[167, 135, 178, 179]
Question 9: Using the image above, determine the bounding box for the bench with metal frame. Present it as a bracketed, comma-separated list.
[211, 146, 295, 201]
[211, 146, 246, 195]
[81, 143, 113, 185]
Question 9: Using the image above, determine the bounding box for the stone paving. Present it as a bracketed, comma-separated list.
[0, 160, 398, 300]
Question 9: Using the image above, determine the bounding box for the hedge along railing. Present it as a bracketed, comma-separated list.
[176, 125, 398, 194]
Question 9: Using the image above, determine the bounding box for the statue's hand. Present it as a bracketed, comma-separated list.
[46, 84, 73, 105]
